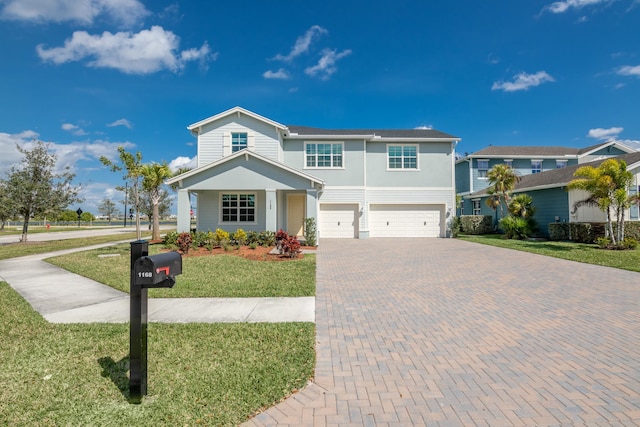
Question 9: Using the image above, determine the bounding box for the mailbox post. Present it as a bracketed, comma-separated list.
[129, 240, 182, 403]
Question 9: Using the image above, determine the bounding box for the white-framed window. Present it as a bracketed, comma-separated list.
[531, 160, 542, 174]
[477, 159, 489, 178]
[556, 160, 568, 169]
[504, 159, 513, 169]
[231, 133, 248, 152]
[472, 199, 481, 215]
[221, 193, 255, 223]
[388, 144, 418, 169]
[305, 142, 343, 168]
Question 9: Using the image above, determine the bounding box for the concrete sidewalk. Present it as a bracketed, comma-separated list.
[0, 243, 314, 324]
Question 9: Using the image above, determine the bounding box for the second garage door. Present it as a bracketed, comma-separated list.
[369, 204, 442, 237]
[319, 204, 358, 238]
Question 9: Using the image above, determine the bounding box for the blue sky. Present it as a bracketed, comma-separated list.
[1, 0, 639, 214]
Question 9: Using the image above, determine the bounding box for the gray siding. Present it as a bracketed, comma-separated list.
[198, 114, 282, 166]
[518, 187, 569, 237]
[196, 190, 266, 233]
[455, 160, 471, 193]
[366, 141, 453, 188]
[282, 138, 365, 186]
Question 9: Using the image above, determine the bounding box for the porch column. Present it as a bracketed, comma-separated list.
[265, 189, 277, 232]
[305, 189, 318, 220]
[177, 189, 191, 233]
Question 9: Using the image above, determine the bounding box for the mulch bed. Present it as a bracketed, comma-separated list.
[177, 245, 316, 261]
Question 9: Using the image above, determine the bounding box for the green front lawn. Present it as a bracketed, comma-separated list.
[459, 234, 640, 272]
[0, 233, 149, 261]
[0, 281, 315, 426]
[45, 243, 316, 298]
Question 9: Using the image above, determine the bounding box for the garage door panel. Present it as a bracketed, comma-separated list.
[369, 204, 442, 237]
[320, 204, 357, 238]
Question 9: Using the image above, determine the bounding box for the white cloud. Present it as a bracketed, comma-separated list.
[587, 127, 624, 140]
[617, 65, 640, 77]
[0, 130, 40, 172]
[415, 125, 433, 130]
[168, 156, 196, 172]
[263, 68, 291, 80]
[107, 118, 133, 129]
[61, 123, 88, 136]
[305, 48, 352, 80]
[274, 25, 327, 62]
[543, 0, 607, 14]
[0, 0, 149, 27]
[36, 26, 214, 75]
[491, 71, 555, 92]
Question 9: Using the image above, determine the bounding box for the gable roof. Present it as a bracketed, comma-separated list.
[577, 140, 637, 156]
[469, 151, 640, 197]
[465, 145, 581, 158]
[166, 149, 324, 187]
[286, 125, 459, 140]
[187, 106, 288, 135]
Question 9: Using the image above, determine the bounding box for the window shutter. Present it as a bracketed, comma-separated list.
[223, 132, 231, 156]
[248, 133, 255, 151]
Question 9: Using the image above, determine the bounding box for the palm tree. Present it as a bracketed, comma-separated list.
[485, 164, 520, 226]
[567, 158, 636, 245]
[141, 162, 173, 241]
[508, 193, 536, 218]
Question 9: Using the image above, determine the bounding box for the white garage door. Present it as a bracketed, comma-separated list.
[369, 204, 442, 237]
[319, 204, 358, 238]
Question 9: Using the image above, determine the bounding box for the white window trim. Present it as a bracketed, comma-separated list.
[477, 159, 489, 179]
[556, 159, 568, 168]
[303, 141, 345, 169]
[219, 192, 258, 225]
[386, 143, 419, 171]
[471, 198, 481, 215]
[223, 130, 255, 156]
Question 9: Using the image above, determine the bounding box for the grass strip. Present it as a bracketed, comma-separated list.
[459, 233, 640, 272]
[46, 243, 316, 298]
[0, 281, 315, 426]
[0, 233, 149, 261]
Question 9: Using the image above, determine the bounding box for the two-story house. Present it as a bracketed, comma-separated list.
[166, 106, 460, 239]
[456, 141, 636, 217]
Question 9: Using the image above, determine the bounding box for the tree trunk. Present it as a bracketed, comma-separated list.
[606, 208, 616, 246]
[20, 216, 30, 242]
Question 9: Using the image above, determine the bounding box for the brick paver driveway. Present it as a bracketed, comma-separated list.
[246, 238, 640, 426]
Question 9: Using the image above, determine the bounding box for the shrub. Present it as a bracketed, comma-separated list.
[176, 232, 192, 254]
[258, 230, 276, 247]
[246, 231, 260, 245]
[249, 242, 258, 249]
[459, 215, 493, 234]
[595, 237, 611, 249]
[548, 223, 570, 241]
[499, 216, 537, 240]
[192, 231, 208, 247]
[280, 235, 301, 258]
[450, 216, 461, 238]
[569, 223, 593, 243]
[163, 231, 179, 248]
[214, 228, 230, 246]
[303, 218, 317, 246]
[233, 228, 248, 246]
[622, 238, 638, 250]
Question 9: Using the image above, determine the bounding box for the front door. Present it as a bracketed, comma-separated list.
[287, 194, 305, 238]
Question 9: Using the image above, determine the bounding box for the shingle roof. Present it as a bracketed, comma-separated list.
[286, 125, 459, 140]
[468, 145, 581, 157]
[470, 151, 640, 197]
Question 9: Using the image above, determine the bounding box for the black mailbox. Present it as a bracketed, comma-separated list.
[133, 252, 182, 288]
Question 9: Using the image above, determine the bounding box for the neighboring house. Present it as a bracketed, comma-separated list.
[465, 151, 640, 236]
[166, 106, 461, 239]
[456, 141, 636, 216]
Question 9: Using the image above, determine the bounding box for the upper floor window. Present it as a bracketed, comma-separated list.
[221, 193, 255, 223]
[305, 143, 343, 168]
[231, 133, 248, 152]
[388, 145, 417, 169]
[477, 159, 489, 178]
[504, 159, 513, 169]
[556, 160, 568, 169]
[531, 160, 542, 174]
